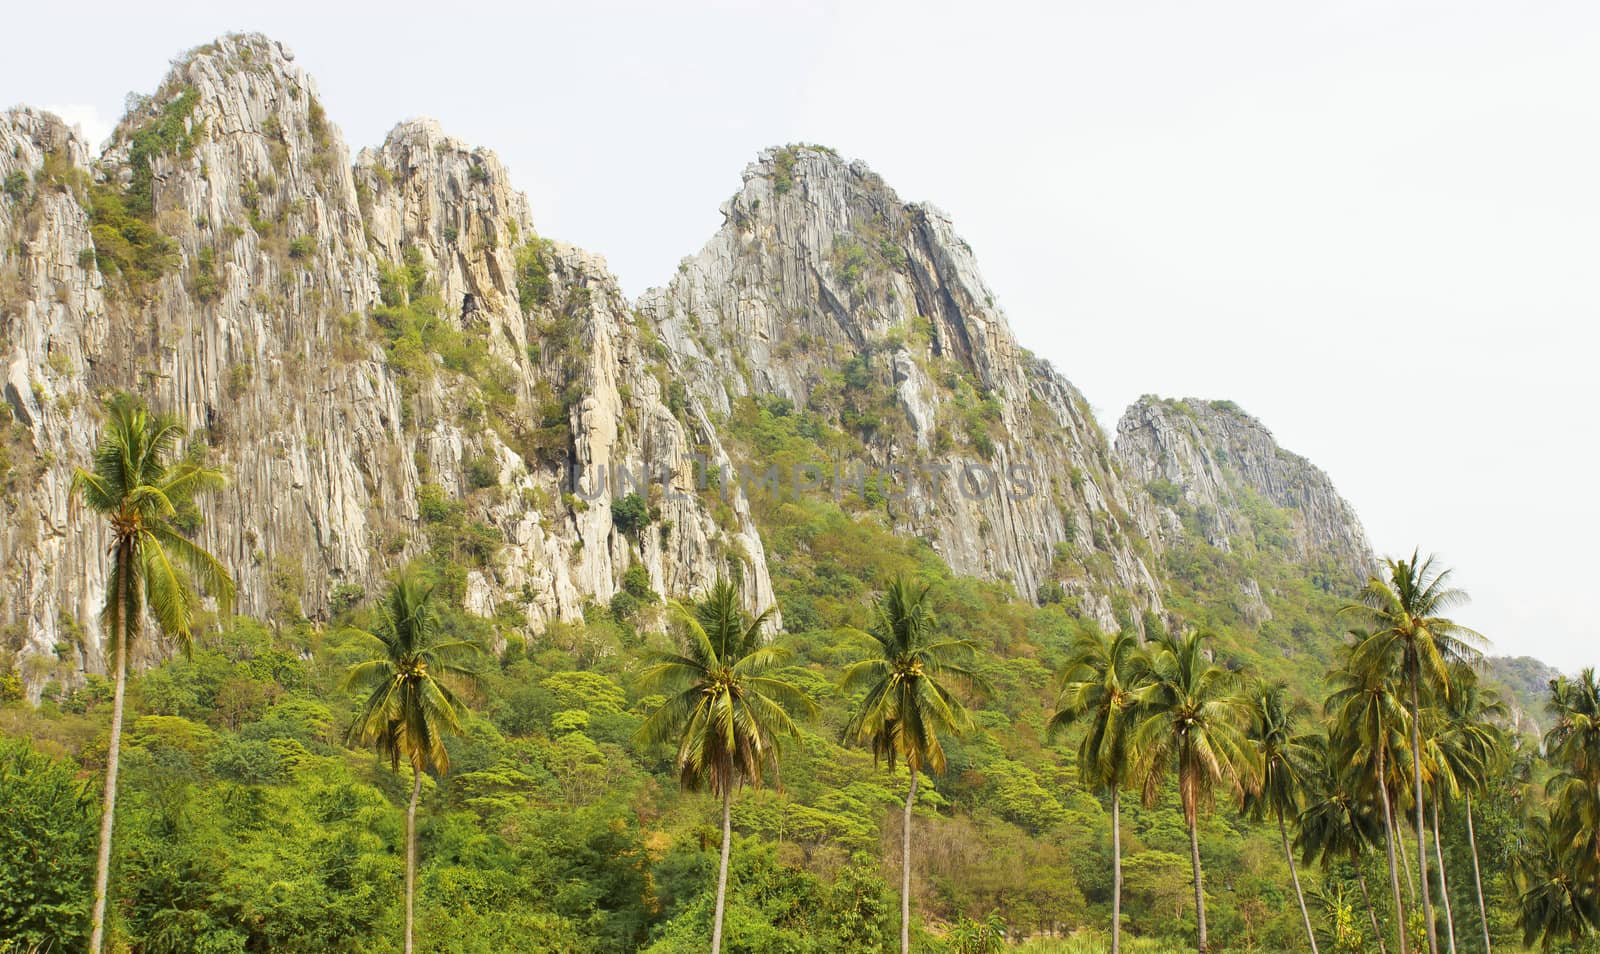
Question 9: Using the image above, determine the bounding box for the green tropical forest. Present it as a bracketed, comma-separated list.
[1, 391, 1595, 954]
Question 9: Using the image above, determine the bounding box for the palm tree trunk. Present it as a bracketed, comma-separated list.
[1431, 795, 1457, 954]
[1357, 866, 1390, 954]
[89, 543, 132, 954]
[1410, 682, 1438, 954]
[1378, 741, 1410, 954]
[406, 766, 420, 954]
[1279, 810, 1319, 954]
[1397, 814, 1415, 901]
[901, 771, 918, 954]
[1112, 785, 1123, 954]
[711, 787, 733, 954]
[1188, 812, 1208, 954]
[1464, 794, 1491, 954]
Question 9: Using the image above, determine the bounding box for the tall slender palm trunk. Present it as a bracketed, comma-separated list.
[1378, 741, 1410, 954]
[1397, 816, 1415, 901]
[712, 788, 732, 954]
[1410, 682, 1439, 954]
[89, 542, 132, 954]
[901, 772, 918, 954]
[1278, 811, 1319, 954]
[1112, 785, 1123, 954]
[406, 766, 420, 954]
[1357, 867, 1390, 954]
[1464, 794, 1491, 954]
[1188, 811, 1208, 954]
[1431, 794, 1457, 954]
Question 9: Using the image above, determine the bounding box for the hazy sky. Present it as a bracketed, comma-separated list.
[6, 1, 1597, 670]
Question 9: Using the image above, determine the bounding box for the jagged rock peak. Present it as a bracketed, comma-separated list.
[110, 34, 321, 150]
[638, 143, 1164, 629]
[1115, 395, 1374, 583]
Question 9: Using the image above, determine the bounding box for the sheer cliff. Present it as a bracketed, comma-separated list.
[0, 35, 773, 685]
[636, 146, 1163, 627]
[3, 35, 1393, 687]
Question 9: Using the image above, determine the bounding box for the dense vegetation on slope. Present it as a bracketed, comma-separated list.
[2, 394, 1594, 954]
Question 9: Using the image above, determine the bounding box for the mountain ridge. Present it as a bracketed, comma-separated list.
[0, 32, 1550, 697]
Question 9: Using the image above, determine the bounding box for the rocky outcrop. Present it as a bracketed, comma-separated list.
[1114, 396, 1374, 586]
[637, 146, 1162, 627]
[3, 34, 1410, 686]
[0, 108, 112, 678]
[0, 35, 772, 688]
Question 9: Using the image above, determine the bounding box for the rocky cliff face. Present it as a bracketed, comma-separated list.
[1115, 396, 1373, 584]
[637, 146, 1162, 627]
[3, 34, 1396, 686]
[0, 34, 772, 688]
[0, 108, 112, 678]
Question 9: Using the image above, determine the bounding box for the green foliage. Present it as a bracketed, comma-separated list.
[611, 492, 653, 537]
[86, 88, 201, 285]
[0, 741, 94, 948]
[87, 184, 179, 284]
[515, 239, 554, 311]
[373, 248, 517, 419]
[772, 146, 800, 195]
[1146, 478, 1183, 508]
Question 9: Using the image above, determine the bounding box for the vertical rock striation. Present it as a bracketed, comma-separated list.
[0, 34, 772, 685]
[637, 146, 1162, 628]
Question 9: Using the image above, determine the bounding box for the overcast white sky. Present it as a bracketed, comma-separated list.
[6, 1, 1597, 670]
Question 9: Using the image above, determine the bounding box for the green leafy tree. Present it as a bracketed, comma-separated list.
[1132, 631, 1258, 954]
[1348, 552, 1484, 954]
[344, 571, 483, 954]
[0, 741, 96, 948]
[72, 393, 235, 954]
[1243, 680, 1321, 954]
[840, 577, 986, 954]
[634, 578, 816, 954]
[1049, 627, 1149, 954]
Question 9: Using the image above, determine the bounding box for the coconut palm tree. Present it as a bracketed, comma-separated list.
[1545, 669, 1600, 884]
[841, 577, 986, 954]
[1326, 655, 1411, 954]
[1049, 627, 1150, 954]
[1244, 680, 1322, 954]
[345, 571, 483, 954]
[1296, 733, 1390, 954]
[73, 394, 235, 954]
[1132, 631, 1257, 954]
[635, 578, 815, 954]
[1348, 552, 1485, 954]
[1429, 663, 1507, 954]
[1514, 813, 1600, 951]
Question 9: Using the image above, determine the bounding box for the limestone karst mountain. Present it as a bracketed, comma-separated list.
[2, 33, 1397, 688]
[0, 34, 773, 683]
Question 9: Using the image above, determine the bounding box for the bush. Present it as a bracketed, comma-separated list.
[207, 738, 287, 784]
[0, 741, 95, 948]
[621, 563, 658, 602]
[611, 493, 651, 537]
[1146, 478, 1183, 508]
[465, 453, 498, 491]
[515, 241, 554, 311]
